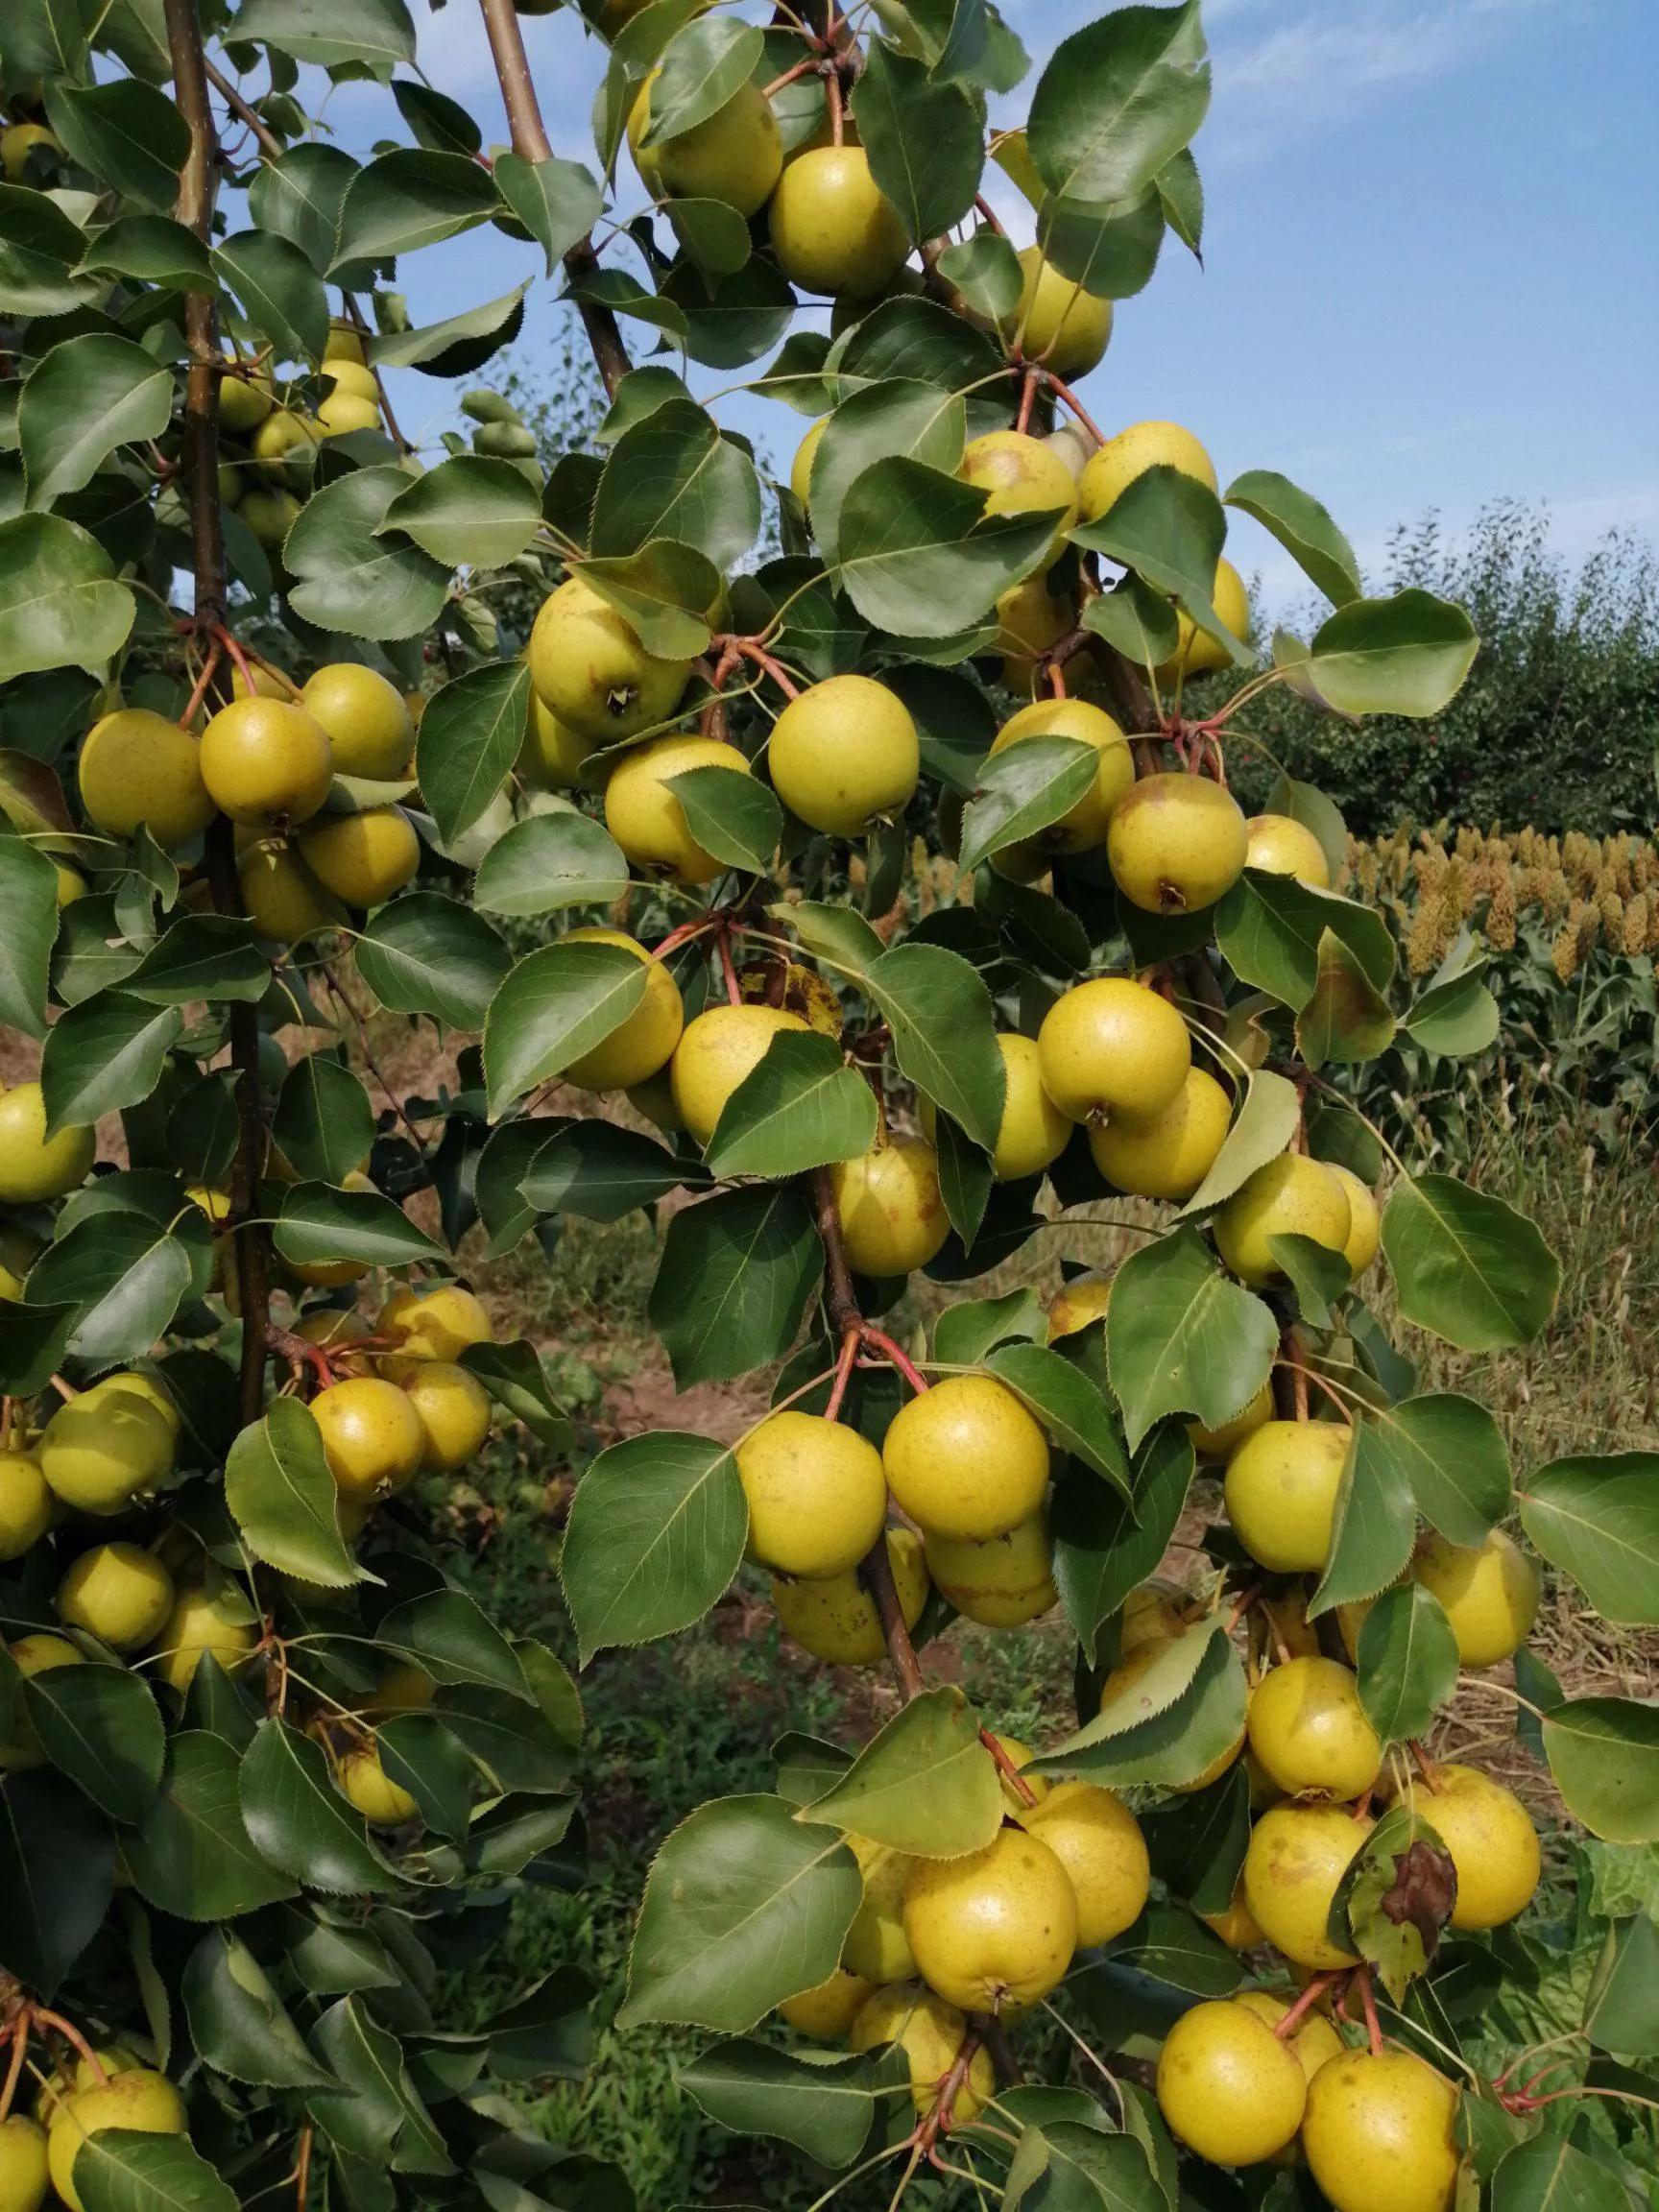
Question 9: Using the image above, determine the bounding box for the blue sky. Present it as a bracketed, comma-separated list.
[322, 0, 1659, 612]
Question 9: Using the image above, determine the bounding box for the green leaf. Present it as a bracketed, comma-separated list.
[1296, 928, 1397, 1068]
[380, 457, 541, 571]
[1356, 1584, 1459, 1744]
[1038, 180, 1166, 302]
[988, 1340, 1130, 1493]
[1582, 1914, 1659, 2061]
[229, 0, 415, 71]
[1304, 589, 1479, 717]
[1311, 1417, 1413, 1614]
[935, 230, 1023, 324]
[519, 1119, 692, 1225]
[644, 15, 764, 141]
[1378, 1393, 1511, 1547]
[45, 78, 190, 208]
[473, 812, 630, 919]
[1051, 1426, 1193, 1665]
[1405, 964, 1502, 1058]
[560, 1431, 746, 1666]
[1179, 1067, 1297, 1218]
[1072, 465, 1246, 664]
[1336, 1802, 1451, 2005]
[483, 937, 649, 1114]
[932, 1289, 1044, 1368]
[959, 737, 1099, 874]
[649, 1185, 824, 1389]
[1026, 1, 1210, 206]
[126, 1733, 299, 1919]
[226, 1400, 362, 1591]
[1215, 870, 1397, 1013]
[25, 1208, 206, 1365]
[462, 1338, 572, 1454]
[40, 991, 180, 1134]
[213, 230, 328, 367]
[273, 1054, 376, 1186]
[285, 467, 450, 642]
[1142, 1765, 1250, 1915]
[1382, 1172, 1560, 1352]
[0, 513, 134, 681]
[376, 1588, 532, 1701]
[493, 153, 603, 277]
[668, 766, 782, 874]
[1520, 1455, 1659, 1627]
[392, 80, 481, 157]
[20, 334, 173, 511]
[619, 1794, 859, 2032]
[1034, 1620, 1247, 1792]
[0, 183, 98, 317]
[1543, 1701, 1659, 1844]
[355, 890, 511, 1030]
[240, 1719, 400, 1896]
[1157, 145, 1204, 257]
[247, 145, 362, 278]
[124, 915, 271, 1006]
[0, 1770, 111, 1999]
[0, 834, 59, 1037]
[1105, 1224, 1277, 1452]
[274, 1181, 445, 1269]
[0, 1300, 74, 1397]
[805, 380, 967, 565]
[1007, 2122, 1168, 2211]
[855, 41, 983, 242]
[583, 539, 720, 659]
[866, 941, 1005, 1155]
[332, 148, 500, 269]
[1492, 2138, 1632, 2212]
[805, 1689, 1005, 1861]
[306, 1996, 452, 2174]
[832, 457, 1060, 639]
[182, 1927, 337, 2090]
[417, 661, 533, 844]
[366, 284, 528, 376]
[73, 2129, 240, 2212]
[590, 397, 761, 572]
[1223, 470, 1361, 606]
[680, 2040, 902, 2170]
[24, 1662, 164, 1822]
[706, 1031, 878, 1180]
[1082, 573, 1181, 670]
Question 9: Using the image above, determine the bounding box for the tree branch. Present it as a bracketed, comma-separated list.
[474, 0, 632, 399]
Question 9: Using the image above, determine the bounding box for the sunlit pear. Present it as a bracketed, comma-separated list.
[989, 1735, 1049, 1815]
[317, 389, 381, 437]
[1247, 811, 1332, 888]
[849, 1985, 995, 2124]
[903, 1826, 1078, 2012]
[1214, 1153, 1353, 1286]
[311, 1377, 425, 1501]
[1022, 1780, 1149, 1946]
[1247, 1655, 1383, 1801]
[605, 733, 753, 884]
[320, 359, 379, 404]
[922, 1033, 1070, 1186]
[769, 145, 908, 298]
[294, 805, 418, 908]
[301, 662, 415, 781]
[1046, 1272, 1113, 1340]
[553, 926, 685, 1093]
[336, 1741, 420, 1827]
[400, 1361, 492, 1474]
[961, 430, 1080, 556]
[528, 576, 692, 744]
[323, 320, 366, 366]
[1080, 420, 1217, 524]
[1, 123, 60, 180]
[829, 1138, 950, 1277]
[216, 355, 276, 436]
[56, 1543, 174, 1653]
[78, 707, 215, 850]
[54, 861, 86, 906]
[737, 959, 842, 1038]
[1399, 1763, 1540, 1930]
[1091, 1065, 1231, 1202]
[87, 1370, 180, 1437]
[670, 1003, 812, 1147]
[772, 1527, 928, 1666]
[789, 416, 828, 509]
[1201, 1875, 1263, 1951]
[1302, 2048, 1460, 2212]
[152, 1583, 259, 1695]
[519, 685, 600, 790]
[238, 487, 302, 550]
[0, 1445, 52, 1562]
[1099, 1638, 1244, 1791]
[0, 2112, 49, 2212]
[251, 409, 323, 483]
[1036, 975, 1191, 1126]
[995, 572, 1076, 692]
[1331, 1165, 1382, 1275]
[1411, 1527, 1540, 1668]
[1155, 1997, 1307, 2167]
[1243, 1801, 1371, 1971]
[989, 698, 1134, 860]
[883, 1373, 1048, 1542]
[627, 69, 781, 216]
[1155, 555, 1252, 684]
[1225, 1418, 1351, 1575]
[925, 1511, 1056, 1628]
[236, 834, 344, 946]
[47, 2070, 187, 2212]
[199, 696, 333, 829]
[1120, 1578, 1186, 1656]
[735, 1410, 887, 1580]
[0, 1082, 95, 1204]
[39, 1388, 174, 1515]
[768, 673, 919, 837]
[0, 1635, 84, 1768]
[1108, 772, 1249, 915]
[377, 1283, 494, 1375]
[1005, 248, 1113, 379]
[781, 1965, 878, 2042]
[844, 1836, 919, 1983]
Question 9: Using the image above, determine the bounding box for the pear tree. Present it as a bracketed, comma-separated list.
[1, 1, 1657, 2209]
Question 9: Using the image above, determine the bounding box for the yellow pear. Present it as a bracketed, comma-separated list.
[1120, 1579, 1187, 1656]
[1005, 248, 1113, 378]
[828, 1138, 950, 1277]
[317, 390, 381, 437]
[152, 1583, 259, 1695]
[1412, 1527, 1539, 1668]
[1, 124, 60, 180]
[735, 1411, 888, 1579]
[883, 1374, 1047, 1542]
[78, 709, 215, 850]
[236, 835, 343, 945]
[336, 1741, 419, 1827]
[843, 1835, 918, 1982]
[989, 698, 1134, 860]
[0, 1083, 95, 1204]
[960, 430, 1080, 557]
[1247, 811, 1332, 887]
[1189, 1380, 1274, 1459]
[320, 359, 379, 404]
[1234, 1987, 1344, 2084]
[736, 960, 841, 1038]
[0, 1445, 52, 1561]
[47, 2070, 186, 2212]
[39, 1387, 174, 1514]
[297, 806, 420, 906]
[311, 1377, 425, 1500]
[0, 2112, 49, 2212]
[251, 409, 323, 484]
[1036, 976, 1190, 1125]
[56, 1543, 174, 1653]
[1155, 556, 1251, 684]
[1090, 1065, 1230, 1202]
[364, 1661, 437, 1721]
[995, 572, 1076, 690]
[903, 1826, 1078, 2011]
[1214, 1154, 1353, 1286]
[919, 1034, 1070, 1185]
[1107, 772, 1249, 914]
[670, 1003, 812, 1147]
[295, 1309, 374, 1374]
[628, 71, 781, 216]
[0, 1635, 85, 1768]
[1225, 1419, 1351, 1575]
[1243, 1801, 1371, 1971]
[528, 577, 692, 745]
[377, 1283, 493, 1374]
[301, 664, 415, 781]
[1247, 1656, 1383, 1800]
[323, 320, 365, 365]
[789, 416, 828, 509]
[400, 1361, 492, 1473]
[605, 734, 754, 885]
[848, 1985, 995, 2124]
[1401, 1764, 1539, 1930]
[1332, 1165, 1382, 1274]
[1080, 420, 1217, 523]
[772, 1527, 928, 1666]
[1046, 1273, 1113, 1340]
[768, 146, 908, 298]
[238, 487, 302, 549]
[519, 685, 600, 790]
[556, 927, 685, 1091]
[925, 1510, 1056, 1627]
[1155, 1997, 1307, 2167]
[1022, 1780, 1149, 1945]
[1201, 1875, 1263, 1951]
[780, 1965, 878, 2041]
[199, 697, 333, 829]
[1301, 2049, 1461, 2212]
[767, 674, 919, 837]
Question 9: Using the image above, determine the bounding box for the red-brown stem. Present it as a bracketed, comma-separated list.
[212, 621, 257, 696]
[33, 2009, 109, 2084]
[266, 1323, 334, 1389]
[1409, 1740, 1445, 1791]
[1224, 1582, 1262, 1635]
[1046, 371, 1106, 446]
[178, 638, 224, 728]
[651, 916, 717, 963]
[1356, 1964, 1383, 2057]
[980, 1727, 1039, 1807]
[974, 193, 1006, 237]
[1014, 364, 1040, 437]
[718, 927, 742, 1007]
[763, 56, 822, 97]
[810, 1166, 861, 1337]
[1291, 1358, 1310, 1421]
[48, 1373, 78, 1401]
[294, 2121, 314, 2212]
[202, 53, 281, 160]
[1272, 1971, 1343, 2040]
[0, 2013, 28, 2123]
[826, 66, 844, 146]
[859, 1528, 926, 1701]
[823, 1326, 860, 1422]
[733, 637, 801, 700]
[861, 1325, 930, 1396]
[1048, 656, 1068, 700]
[917, 2026, 984, 2148]
[475, 0, 630, 398]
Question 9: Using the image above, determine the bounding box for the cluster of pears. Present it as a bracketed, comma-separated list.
[781, 1734, 1149, 2128]
[76, 655, 421, 943]
[0, 2045, 195, 2212]
[216, 321, 388, 551]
